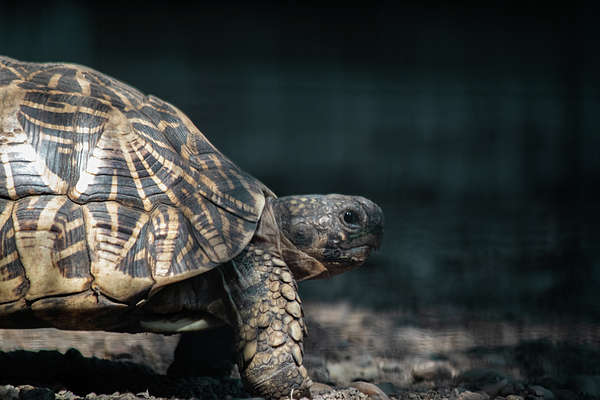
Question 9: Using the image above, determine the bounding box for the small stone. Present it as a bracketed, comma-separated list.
[19, 386, 55, 400]
[529, 385, 553, 399]
[482, 379, 509, 397]
[456, 390, 486, 400]
[413, 362, 455, 381]
[349, 381, 390, 400]
[450, 389, 488, 400]
[262, 253, 272, 260]
[254, 249, 264, 256]
[499, 384, 517, 397]
[115, 395, 136, 400]
[376, 382, 401, 397]
[505, 396, 524, 400]
[327, 361, 379, 387]
[310, 382, 333, 393]
[7, 387, 19, 398]
[453, 368, 511, 385]
[57, 391, 78, 400]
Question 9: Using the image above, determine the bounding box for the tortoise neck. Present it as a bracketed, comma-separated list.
[249, 197, 282, 257]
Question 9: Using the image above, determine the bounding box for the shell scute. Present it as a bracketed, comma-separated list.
[13, 195, 93, 301]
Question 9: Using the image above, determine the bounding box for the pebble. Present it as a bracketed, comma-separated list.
[449, 389, 487, 400]
[349, 381, 390, 400]
[18, 386, 54, 400]
[115, 394, 137, 400]
[312, 366, 335, 384]
[311, 382, 334, 393]
[498, 382, 524, 397]
[505, 396, 524, 400]
[528, 385, 554, 399]
[56, 390, 80, 400]
[453, 368, 512, 385]
[0, 385, 18, 399]
[375, 382, 400, 397]
[327, 361, 379, 386]
[413, 362, 456, 381]
[481, 378, 509, 397]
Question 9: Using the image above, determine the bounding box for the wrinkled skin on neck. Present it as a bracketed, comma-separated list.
[269, 194, 384, 281]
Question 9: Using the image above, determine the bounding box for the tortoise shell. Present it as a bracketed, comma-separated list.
[0, 56, 271, 309]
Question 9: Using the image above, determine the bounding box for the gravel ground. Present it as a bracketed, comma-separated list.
[1, 302, 599, 400]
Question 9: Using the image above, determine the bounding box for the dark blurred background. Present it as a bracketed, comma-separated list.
[1, 2, 599, 321]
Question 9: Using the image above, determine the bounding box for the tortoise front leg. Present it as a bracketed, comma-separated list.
[221, 244, 312, 399]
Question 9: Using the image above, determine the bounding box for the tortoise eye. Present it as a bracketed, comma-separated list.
[343, 210, 359, 226]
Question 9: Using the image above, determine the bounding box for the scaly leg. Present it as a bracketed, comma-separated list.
[220, 244, 312, 399]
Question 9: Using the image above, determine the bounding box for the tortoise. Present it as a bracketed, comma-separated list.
[0, 56, 384, 399]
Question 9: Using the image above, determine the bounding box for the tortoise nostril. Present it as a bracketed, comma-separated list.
[357, 198, 384, 228]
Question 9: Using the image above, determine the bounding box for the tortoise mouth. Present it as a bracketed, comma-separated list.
[312, 245, 373, 279]
[347, 245, 372, 260]
[323, 245, 372, 265]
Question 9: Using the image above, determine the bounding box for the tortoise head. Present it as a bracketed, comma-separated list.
[270, 194, 383, 281]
